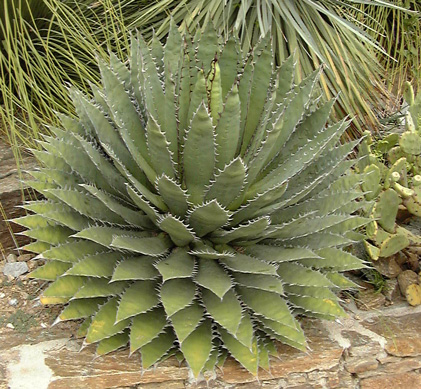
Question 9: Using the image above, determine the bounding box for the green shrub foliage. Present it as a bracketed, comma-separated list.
[16, 23, 367, 376]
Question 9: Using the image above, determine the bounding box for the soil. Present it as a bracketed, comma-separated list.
[0, 254, 76, 336]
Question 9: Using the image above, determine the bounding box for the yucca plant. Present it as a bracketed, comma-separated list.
[15, 23, 368, 377]
[344, 1, 421, 95]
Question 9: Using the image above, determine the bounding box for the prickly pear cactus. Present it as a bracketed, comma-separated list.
[358, 129, 421, 261]
[16, 23, 368, 377]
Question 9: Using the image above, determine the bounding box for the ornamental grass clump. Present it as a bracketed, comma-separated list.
[15, 23, 368, 376]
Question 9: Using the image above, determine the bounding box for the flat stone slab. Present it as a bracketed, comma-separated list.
[1, 303, 420, 388]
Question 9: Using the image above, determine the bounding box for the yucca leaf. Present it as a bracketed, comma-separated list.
[195, 258, 232, 299]
[130, 307, 168, 353]
[160, 278, 196, 316]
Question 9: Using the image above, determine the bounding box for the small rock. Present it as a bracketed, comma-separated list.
[372, 256, 403, 278]
[356, 289, 386, 311]
[27, 260, 37, 271]
[0, 292, 5, 298]
[8, 298, 18, 306]
[6, 323, 15, 329]
[2, 262, 29, 278]
[40, 323, 47, 328]
[32, 299, 42, 308]
[382, 278, 400, 302]
[17, 254, 33, 262]
[6, 253, 17, 263]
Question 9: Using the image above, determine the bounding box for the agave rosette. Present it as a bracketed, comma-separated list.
[16, 23, 368, 376]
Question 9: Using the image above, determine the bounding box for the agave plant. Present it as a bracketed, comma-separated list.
[134, 0, 405, 135]
[15, 23, 368, 376]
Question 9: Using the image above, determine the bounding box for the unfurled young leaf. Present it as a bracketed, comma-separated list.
[21, 24, 365, 378]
